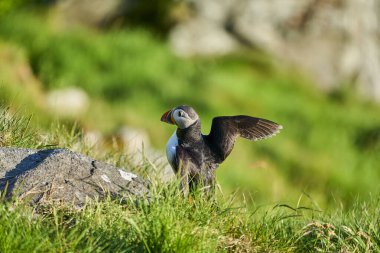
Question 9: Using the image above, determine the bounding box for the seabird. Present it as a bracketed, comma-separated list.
[161, 105, 282, 194]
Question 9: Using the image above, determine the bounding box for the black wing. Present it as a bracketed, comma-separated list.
[205, 116, 282, 161]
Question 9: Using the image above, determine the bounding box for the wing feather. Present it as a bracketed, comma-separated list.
[205, 116, 282, 161]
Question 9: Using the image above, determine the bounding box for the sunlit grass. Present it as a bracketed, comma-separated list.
[0, 101, 379, 252]
[1, 181, 379, 252]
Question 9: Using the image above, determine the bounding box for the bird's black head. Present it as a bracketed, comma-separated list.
[161, 105, 199, 129]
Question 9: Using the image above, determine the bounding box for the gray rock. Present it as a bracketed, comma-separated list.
[170, 0, 380, 102]
[170, 18, 238, 57]
[0, 148, 148, 206]
[45, 87, 89, 117]
[54, 0, 128, 27]
[117, 126, 150, 154]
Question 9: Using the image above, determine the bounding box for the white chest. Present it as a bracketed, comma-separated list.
[166, 131, 178, 169]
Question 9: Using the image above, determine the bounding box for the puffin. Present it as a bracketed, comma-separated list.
[161, 105, 282, 195]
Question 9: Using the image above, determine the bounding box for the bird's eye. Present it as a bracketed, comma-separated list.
[178, 111, 184, 117]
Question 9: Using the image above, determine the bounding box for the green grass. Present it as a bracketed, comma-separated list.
[1, 181, 379, 252]
[1, 103, 380, 252]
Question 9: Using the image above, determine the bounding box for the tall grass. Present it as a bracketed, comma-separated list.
[1, 181, 379, 252]
[0, 107, 35, 147]
[0, 97, 379, 252]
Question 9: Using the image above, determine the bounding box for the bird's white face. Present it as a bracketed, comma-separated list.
[161, 105, 200, 129]
[172, 108, 198, 129]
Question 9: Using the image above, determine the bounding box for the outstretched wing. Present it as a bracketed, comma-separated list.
[205, 116, 282, 162]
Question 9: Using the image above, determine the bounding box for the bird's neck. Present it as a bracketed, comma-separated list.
[176, 120, 202, 146]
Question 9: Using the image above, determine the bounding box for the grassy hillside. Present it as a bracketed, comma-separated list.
[1, 11, 380, 211]
[0, 108, 379, 252]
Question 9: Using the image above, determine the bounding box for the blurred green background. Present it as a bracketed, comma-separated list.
[1, 0, 379, 210]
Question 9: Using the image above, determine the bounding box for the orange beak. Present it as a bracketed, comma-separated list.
[161, 109, 175, 125]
